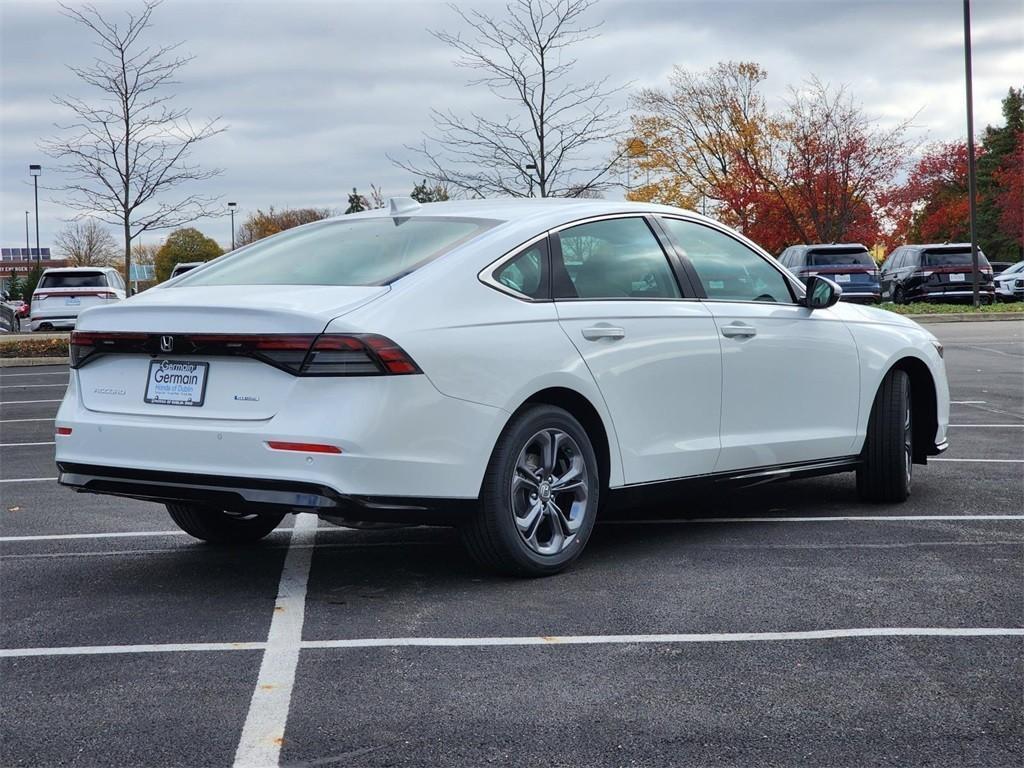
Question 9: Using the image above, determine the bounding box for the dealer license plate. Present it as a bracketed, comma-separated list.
[835, 273, 851, 283]
[949, 273, 966, 282]
[144, 360, 209, 407]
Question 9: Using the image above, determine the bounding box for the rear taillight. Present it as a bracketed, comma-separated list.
[69, 331, 420, 377]
[71, 331, 147, 367]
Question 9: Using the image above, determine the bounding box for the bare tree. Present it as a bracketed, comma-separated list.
[392, 0, 625, 198]
[42, 1, 224, 291]
[54, 218, 119, 267]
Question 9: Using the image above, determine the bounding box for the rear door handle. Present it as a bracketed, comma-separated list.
[581, 325, 625, 341]
[720, 322, 757, 339]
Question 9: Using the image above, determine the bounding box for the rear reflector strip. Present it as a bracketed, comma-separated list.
[266, 441, 342, 454]
[55, 427, 73, 436]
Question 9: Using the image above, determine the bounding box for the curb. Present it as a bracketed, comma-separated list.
[0, 356, 69, 368]
[908, 313, 1024, 323]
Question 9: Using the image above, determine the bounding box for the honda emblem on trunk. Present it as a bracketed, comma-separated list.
[160, 335, 174, 353]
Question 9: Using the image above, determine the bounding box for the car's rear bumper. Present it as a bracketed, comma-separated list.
[839, 291, 881, 304]
[57, 462, 474, 523]
[54, 370, 510, 501]
[29, 315, 77, 331]
[912, 286, 995, 301]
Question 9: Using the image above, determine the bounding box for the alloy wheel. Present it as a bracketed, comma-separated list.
[510, 428, 590, 556]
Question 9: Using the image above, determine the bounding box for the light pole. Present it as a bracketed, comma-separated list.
[228, 202, 237, 250]
[963, 0, 981, 308]
[24, 211, 30, 257]
[29, 164, 41, 267]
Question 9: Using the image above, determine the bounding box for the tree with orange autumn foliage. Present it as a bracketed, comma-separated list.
[627, 63, 912, 254]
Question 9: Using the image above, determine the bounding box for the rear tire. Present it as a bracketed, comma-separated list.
[166, 503, 285, 544]
[893, 286, 906, 305]
[461, 405, 599, 577]
[856, 369, 913, 503]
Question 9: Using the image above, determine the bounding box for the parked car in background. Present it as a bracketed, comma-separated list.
[777, 243, 880, 303]
[880, 244, 995, 304]
[170, 262, 204, 279]
[0, 293, 20, 333]
[994, 260, 1024, 302]
[990, 261, 1014, 276]
[55, 199, 950, 576]
[29, 266, 127, 332]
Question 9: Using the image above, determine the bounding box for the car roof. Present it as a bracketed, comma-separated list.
[337, 197, 714, 233]
[785, 243, 869, 253]
[41, 266, 115, 272]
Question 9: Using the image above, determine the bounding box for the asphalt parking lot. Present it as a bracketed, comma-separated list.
[1, 320, 1021, 768]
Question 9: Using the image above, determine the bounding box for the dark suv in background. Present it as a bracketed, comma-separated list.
[777, 243, 880, 303]
[881, 243, 995, 304]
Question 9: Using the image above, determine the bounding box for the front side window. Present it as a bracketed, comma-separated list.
[493, 240, 548, 299]
[660, 218, 793, 303]
[553, 217, 680, 300]
[176, 216, 498, 287]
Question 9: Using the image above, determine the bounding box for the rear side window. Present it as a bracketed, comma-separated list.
[809, 249, 874, 267]
[176, 216, 498, 287]
[660, 218, 793, 304]
[923, 250, 991, 268]
[493, 240, 548, 299]
[39, 271, 106, 289]
[553, 217, 680, 300]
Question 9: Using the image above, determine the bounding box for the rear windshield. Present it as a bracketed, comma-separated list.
[175, 216, 499, 287]
[923, 250, 991, 268]
[39, 271, 106, 289]
[809, 249, 874, 267]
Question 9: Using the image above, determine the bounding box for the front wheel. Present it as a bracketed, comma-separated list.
[857, 369, 912, 503]
[166, 503, 285, 544]
[461, 405, 600, 576]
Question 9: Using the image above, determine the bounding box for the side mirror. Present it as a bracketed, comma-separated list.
[804, 275, 842, 309]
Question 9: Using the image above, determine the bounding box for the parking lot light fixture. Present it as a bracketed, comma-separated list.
[228, 202, 237, 250]
[29, 164, 41, 266]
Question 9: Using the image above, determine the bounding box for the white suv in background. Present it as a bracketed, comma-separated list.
[29, 266, 126, 332]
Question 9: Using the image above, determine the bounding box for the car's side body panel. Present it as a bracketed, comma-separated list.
[704, 301, 862, 471]
[555, 299, 722, 483]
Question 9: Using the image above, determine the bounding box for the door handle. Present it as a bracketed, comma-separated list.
[581, 325, 625, 341]
[720, 322, 757, 339]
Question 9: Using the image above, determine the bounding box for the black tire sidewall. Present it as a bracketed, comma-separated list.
[166, 503, 285, 544]
[480, 405, 600, 575]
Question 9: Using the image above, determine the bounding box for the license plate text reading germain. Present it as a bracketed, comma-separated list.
[144, 359, 209, 407]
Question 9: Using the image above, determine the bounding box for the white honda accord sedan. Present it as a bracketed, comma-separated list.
[55, 199, 949, 575]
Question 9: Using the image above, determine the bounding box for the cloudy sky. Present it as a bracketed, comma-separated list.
[1, 0, 1021, 250]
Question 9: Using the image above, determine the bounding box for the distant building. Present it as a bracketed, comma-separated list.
[0, 247, 70, 293]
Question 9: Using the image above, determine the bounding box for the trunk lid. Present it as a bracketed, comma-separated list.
[75, 285, 388, 420]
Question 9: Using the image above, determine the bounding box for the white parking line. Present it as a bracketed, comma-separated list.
[3, 627, 1021, 659]
[0, 642, 266, 658]
[0, 383, 67, 389]
[932, 458, 1024, 463]
[0, 371, 68, 377]
[233, 513, 319, 768]
[2, 515, 1021, 543]
[601, 515, 1024, 524]
[0, 477, 57, 484]
[0, 399, 62, 404]
[0, 441, 55, 447]
[949, 424, 1024, 428]
[951, 400, 988, 404]
[0, 417, 54, 423]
